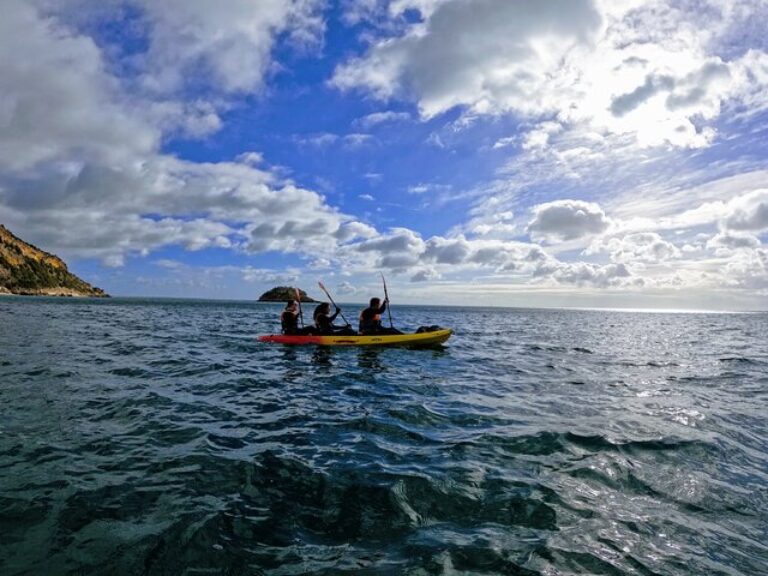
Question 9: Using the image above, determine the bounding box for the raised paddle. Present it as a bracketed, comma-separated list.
[294, 287, 304, 328]
[380, 272, 394, 328]
[317, 281, 351, 326]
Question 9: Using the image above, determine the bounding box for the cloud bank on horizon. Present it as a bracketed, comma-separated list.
[0, 0, 767, 309]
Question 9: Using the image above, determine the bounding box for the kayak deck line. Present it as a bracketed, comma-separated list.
[257, 328, 453, 347]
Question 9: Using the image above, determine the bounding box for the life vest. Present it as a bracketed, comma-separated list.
[359, 308, 382, 333]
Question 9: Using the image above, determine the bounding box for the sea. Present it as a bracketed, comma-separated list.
[1, 297, 766, 575]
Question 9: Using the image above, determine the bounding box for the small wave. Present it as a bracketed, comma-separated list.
[205, 432, 248, 450]
[646, 360, 680, 367]
[108, 366, 154, 377]
[470, 430, 568, 457]
[528, 344, 568, 353]
[564, 432, 707, 454]
[719, 356, 763, 365]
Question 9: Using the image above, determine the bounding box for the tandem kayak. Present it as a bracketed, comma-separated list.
[258, 328, 453, 347]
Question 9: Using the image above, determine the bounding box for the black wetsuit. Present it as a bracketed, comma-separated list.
[359, 301, 402, 335]
[314, 308, 356, 335]
[281, 310, 315, 335]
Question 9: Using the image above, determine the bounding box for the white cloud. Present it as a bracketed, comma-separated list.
[129, 0, 324, 95]
[723, 188, 768, 232]
[354, 111, 411, 129]
[335, 280, 357, 294]
[411, 267, 440, 282]
[295, 132, 340, 147]
[544, 261, 640, 289]
[335, 0, 602, 118]
[0, 0, 158, 172]
[333, 0, 768, 149]
[528, 200, 611, 242]
[241, 266, 300, 285]
[0, 0, 354, 266]
[343, 133, 375, 147]
[407, 183, 453, 197]
[334, 221, 378, 242]
[707, 231, 761, 252]
[721, 247, 768, 290]
[589, 232, 681, 263]
[356, 227, 426, 256]
[422, 236, 470, 264]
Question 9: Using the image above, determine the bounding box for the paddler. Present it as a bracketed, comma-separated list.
[358, 297, 402, 335]
[281, 300, 316, 335]
[313, 302, 356, 335]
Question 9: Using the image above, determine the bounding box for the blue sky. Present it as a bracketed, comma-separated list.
[1, 0, 767, 309]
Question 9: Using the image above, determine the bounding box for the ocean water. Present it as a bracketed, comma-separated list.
[1, 297, 767, 576]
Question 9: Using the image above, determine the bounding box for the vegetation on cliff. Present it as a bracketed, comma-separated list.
[258, 286, 316, 302]
[0, 225, 108, 297]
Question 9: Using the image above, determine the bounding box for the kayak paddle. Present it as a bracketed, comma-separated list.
[381, 272, 394, 328]
[294, 286, 304, 328]
[317, 281, 350, 326]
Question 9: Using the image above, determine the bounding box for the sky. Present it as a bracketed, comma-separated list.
[1, 0, 767, 310]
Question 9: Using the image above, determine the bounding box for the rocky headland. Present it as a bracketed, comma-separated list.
[0, 225, 108, 297]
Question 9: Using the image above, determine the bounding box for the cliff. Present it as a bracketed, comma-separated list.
[258, 286, 316, 302]
[0, 225, 108, 297]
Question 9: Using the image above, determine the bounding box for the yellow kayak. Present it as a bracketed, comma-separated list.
[258, 328, 453, 347]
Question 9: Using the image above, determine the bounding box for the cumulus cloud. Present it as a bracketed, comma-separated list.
[707, 231, 761, 253]
[589, 232, 681, 263]
[544, 262, 640, 289]
[411, 267, 440, 282]
[129, 0, 324, 95]
[723, 189, 768, 231]
[356, 227, 426, 255]
[0, 0, 355, 266]
[341, 228, 646, 290]
[422, 236, 471, 264]
[333, 0, 601, 118]
[333, 0, 768, 149]
[0, 0, 158, 173]
[334, 221, 378, 242]
[528, 200, 611, 242]
[721, 247, 768, 290]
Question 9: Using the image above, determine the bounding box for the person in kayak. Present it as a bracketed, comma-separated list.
[313, 302, 356, 335]
[281, 300, 316, 335]
[358, 297, 402, 335]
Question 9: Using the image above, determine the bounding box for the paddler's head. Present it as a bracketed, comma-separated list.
[369, 297, 380, 308]
[285, 299, 297, 311]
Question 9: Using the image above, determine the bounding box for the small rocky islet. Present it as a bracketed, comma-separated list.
[0, 224, 108, 297]
[257, 286, 316, 302]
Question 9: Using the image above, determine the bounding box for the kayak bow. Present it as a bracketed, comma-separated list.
[258, 328, 452, 347]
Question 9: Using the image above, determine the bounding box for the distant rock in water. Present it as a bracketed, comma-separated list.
[258, 286, 316, 302]
[0, 225, 108, 297]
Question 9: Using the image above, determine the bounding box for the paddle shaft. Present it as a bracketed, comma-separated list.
[381, 273, 394, 328]
[317, 281, 350, 325]
[294, 287, 304, 328]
